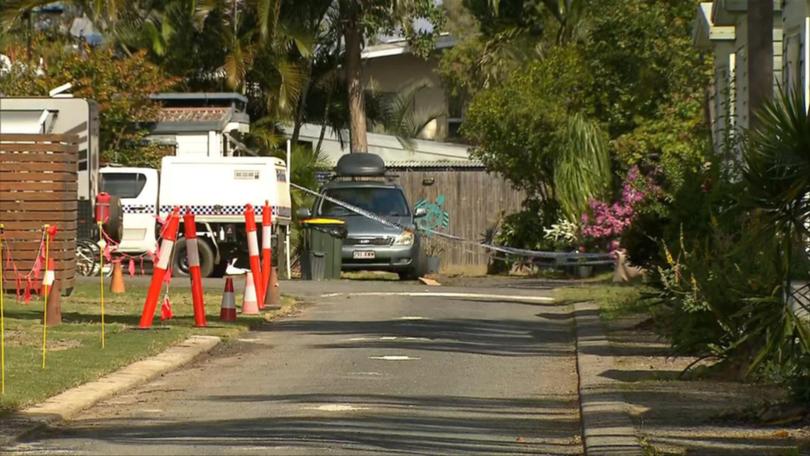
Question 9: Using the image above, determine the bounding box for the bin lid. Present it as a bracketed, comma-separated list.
[301, 218, 346, 225]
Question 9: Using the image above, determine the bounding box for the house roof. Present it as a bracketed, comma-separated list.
[386, 160, 484, 169]
[710, 0, 781, 26]
[152, 107, 249, 133]
[157, 107, 232, 123]
[286, 122, 474, 166]
[362, 34, 456, 60]
[694, 2, 735, 49]
[150, 92, 248, 104]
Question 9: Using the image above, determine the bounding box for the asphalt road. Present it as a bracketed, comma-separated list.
[9, 279, 583, 455]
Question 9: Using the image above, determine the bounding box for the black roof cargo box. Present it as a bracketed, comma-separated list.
[336, 153, 386, 177]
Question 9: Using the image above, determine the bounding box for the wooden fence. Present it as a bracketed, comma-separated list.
[1, 134, 79, 294]
[392, 164, 525, 274]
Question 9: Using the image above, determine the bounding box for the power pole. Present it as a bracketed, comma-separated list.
[747, 0, 774, 130]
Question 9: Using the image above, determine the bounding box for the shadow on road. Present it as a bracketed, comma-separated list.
[267, 316, 574, 358]
[29, 393, 581, 455]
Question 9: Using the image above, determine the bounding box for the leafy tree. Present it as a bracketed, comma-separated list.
[462, 46, 610, 221]
[585, 0, 711, 192]
[0, 42, 175, 167]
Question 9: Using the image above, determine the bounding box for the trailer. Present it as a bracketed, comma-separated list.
[100, 156, 292, 277]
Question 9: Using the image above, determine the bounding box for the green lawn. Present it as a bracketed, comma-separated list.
[554, 280, 650, 320]
[0, 280, 296, 415]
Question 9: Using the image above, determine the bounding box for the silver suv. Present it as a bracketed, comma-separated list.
[302, 154, 425, 280]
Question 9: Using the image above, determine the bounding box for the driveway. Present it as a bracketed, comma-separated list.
[8, 279, 583, 455]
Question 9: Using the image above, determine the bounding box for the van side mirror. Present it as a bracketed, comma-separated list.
[296, 208, 312, 219]
[414, 207, 427, 218]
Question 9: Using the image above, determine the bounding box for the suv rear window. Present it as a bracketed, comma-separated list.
[320, 187, 410, 217]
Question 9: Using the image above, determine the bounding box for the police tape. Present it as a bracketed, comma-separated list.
[289, 182, 614, 266]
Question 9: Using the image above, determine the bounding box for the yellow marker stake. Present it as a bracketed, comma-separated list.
[98, 222, 105, 349]
[42, 226, 49, 369]
[1, 224, 5, 394]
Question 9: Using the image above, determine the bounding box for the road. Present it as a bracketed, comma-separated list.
[9, 279, 583, 455]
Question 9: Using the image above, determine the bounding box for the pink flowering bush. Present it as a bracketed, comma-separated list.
[580, 166, 657, 246]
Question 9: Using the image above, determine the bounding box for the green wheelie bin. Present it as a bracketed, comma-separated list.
[300, 218, 347, 280]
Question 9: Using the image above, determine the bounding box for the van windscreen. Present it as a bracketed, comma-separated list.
[101, 173, 147, 198]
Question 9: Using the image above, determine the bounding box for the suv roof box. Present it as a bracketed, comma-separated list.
[336, 153, 386, 177]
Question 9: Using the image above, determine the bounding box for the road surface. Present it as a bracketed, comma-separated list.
[9, 279, 583, 455]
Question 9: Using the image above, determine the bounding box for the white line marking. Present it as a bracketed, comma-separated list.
[399, 316, 427, 320]
[311, 404, 368, 412]
[369, 355, 420, 361]
[320, 292, 554, 303]
[345, 336, 432, 342]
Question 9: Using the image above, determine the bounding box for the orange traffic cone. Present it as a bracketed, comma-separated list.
[220, 277, 237, 322]
[110, 259, 126, 294]
[264, 266, 281, 309]
[242, 273, 260, 315]
[45, 279, 62, 327]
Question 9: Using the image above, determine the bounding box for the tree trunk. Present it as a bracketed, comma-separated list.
[291, 59, 313, 145]
[747, 0, 774, 131]
[316, 87, 332, 155]
[343, 12, 368, 153]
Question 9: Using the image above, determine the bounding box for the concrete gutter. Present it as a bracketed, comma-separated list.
[573, 301, 644, 456]
[0, 335, 221, 449]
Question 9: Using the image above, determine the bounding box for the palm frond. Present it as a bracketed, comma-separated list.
[552, 112, 611, 221]
[376, 81, 446, 150]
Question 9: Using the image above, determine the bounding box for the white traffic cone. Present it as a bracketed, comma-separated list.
[241, 273, 260, 315]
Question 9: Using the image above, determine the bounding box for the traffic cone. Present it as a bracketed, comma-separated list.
[242, 273, 260, 315]
[219, 277, 237, 322]
[110, 259, 126, 294]
[45, 279, 61, 326]
[264, 266, 281, 309]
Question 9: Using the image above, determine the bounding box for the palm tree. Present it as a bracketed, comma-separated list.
[740, 88, 810, 374]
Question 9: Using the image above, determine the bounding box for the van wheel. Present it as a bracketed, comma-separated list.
[172, 238, 216, 278]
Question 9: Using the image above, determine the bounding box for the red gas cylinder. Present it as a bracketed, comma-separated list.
[95, 192, 111, 223]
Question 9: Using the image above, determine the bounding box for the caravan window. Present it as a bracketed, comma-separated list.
[101, 173, 147, 198]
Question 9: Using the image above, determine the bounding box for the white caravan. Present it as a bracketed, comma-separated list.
[100, 156, 291, 277]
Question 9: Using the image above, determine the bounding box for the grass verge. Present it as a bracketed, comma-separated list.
[0, 280, 296, 416]
[554, 280, 650, 320]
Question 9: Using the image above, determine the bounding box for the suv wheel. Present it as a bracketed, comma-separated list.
[398, 268, 420, 281]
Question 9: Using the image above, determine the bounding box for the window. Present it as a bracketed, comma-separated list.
[447, 92, 466, 142]
[319, 187, 410, 217]
[100, 173, 147, 198]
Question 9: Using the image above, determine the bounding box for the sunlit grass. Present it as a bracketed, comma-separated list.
[0, 280, 295, 415]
